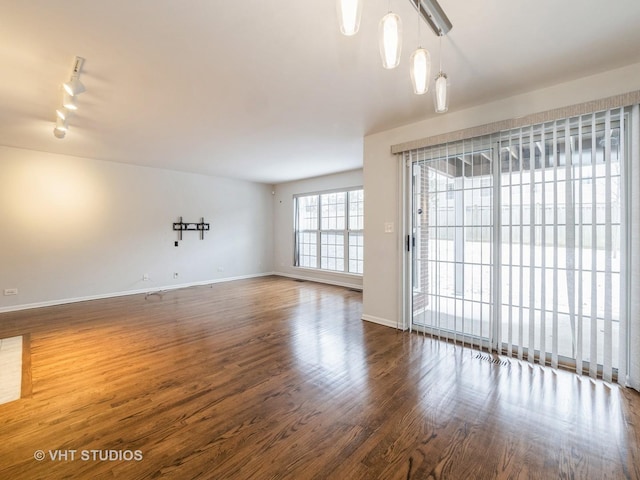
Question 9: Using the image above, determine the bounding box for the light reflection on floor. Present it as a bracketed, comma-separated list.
[290, 287, 370, 399]
[409, 336, 628, 464]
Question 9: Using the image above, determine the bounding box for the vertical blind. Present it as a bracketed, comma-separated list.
[407, 106, 639, 385]
[630, 105, 640, 390]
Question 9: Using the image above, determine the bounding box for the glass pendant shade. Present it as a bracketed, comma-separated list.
[336, 0, 363, 36]
[410, 48, 431, 95]
[434, 71, 449, 113]
[379, 12, 402, 69]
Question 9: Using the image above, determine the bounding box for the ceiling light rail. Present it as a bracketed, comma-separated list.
[53, 56, 86, 139]
[409, 0, 452, 37]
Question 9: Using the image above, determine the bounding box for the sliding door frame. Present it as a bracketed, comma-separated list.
[402, 111, 631, 381]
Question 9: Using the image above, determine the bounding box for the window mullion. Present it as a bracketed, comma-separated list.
[492, 138, 502, 353]
[317, 194, 322, 269]
[344, 193, 349, 272]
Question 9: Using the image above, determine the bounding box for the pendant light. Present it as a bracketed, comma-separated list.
[336, 0, 453, 102]
[409, 5, 430, 95]
[337, 0, 363, 36]
[379, 7, 402, 69]
[434, 72, 448, 112]
[434, 36, 448, 113]
[410, 48, 431, 94]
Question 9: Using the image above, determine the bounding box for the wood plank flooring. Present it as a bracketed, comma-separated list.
[0, 276, 639, 479]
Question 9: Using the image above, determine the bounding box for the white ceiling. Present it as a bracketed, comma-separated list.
[1, 1, 639, 184]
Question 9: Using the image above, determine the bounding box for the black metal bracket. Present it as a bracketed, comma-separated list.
[173, 216, 210, 241]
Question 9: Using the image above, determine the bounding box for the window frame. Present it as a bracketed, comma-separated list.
[406, 108, 629, 382]
[294, 187, 364, 275]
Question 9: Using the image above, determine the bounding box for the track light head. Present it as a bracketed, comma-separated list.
[56, 108, 71, 121]
[63, 77, 85, 96]
[54, 116, 68, 138]
[62, 92, 78, 111]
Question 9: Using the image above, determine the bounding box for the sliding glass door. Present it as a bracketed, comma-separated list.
[410, 139, 495, 351]
[409, 110, 626, 380]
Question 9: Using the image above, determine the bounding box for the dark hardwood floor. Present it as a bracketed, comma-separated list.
[0, 276, 638, 479]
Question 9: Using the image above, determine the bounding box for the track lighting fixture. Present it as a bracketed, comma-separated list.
[53, 56, 86, 139]
[54, 117, 68, 138]
[410, 0, 452, 36]
[63, 56, 85, 94]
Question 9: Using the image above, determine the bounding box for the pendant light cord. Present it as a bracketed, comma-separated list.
[417, 0, 422, 47]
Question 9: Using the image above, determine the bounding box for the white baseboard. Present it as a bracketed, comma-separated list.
[361, 314, 405, 330]
[274, 272, 362, 291]
[0, 272, 275, 314]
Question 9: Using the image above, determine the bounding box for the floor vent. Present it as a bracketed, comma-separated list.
[475, 353, 510, 367]
[293, 279, 306, 282]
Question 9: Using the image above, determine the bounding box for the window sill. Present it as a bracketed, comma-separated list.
[293, 266, 362, 279]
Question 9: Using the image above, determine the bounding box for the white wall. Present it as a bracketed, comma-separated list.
[0, 145, 274, 311]
[273, 169, 363, 289]
[363, 61, 640, 328]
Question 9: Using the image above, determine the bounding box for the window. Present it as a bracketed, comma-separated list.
[294, 188, 364, 274]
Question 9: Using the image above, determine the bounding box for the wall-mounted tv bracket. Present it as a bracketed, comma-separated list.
[173, 217, 210, 241]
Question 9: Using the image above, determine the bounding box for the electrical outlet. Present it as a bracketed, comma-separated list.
[3, 288, 18, 296]
[143, 273, 149, 281]
[217, 266, 224, 272]
[173, 273, 179, 279]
